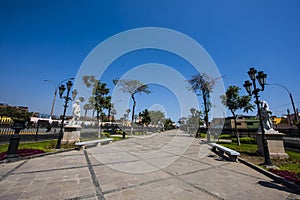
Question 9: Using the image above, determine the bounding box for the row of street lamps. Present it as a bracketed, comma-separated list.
[49, 70, 297, 156]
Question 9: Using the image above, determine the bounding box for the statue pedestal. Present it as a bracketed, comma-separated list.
[62, 125, 81, 143]
[256, 129, 289, 159]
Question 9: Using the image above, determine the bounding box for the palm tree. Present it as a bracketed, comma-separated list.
[83, 103, 92, 117]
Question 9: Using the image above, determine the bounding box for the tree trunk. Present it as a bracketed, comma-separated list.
[195, 118, 201, 138]
[203, 91, 210, 142]
[108, 107, 111, 122]
[92, 109, 95, 118]
[232, 112, 241, 146]
[130, 94, 136, 136]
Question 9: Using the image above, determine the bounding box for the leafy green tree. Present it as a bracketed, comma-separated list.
[138, 109, 151, 133]
[149, 110, 165, 126]
[82, 75, 111, 121]
[93, 81, 111, 122]
[0, 106, 31, 122]
[188, 73, 216, 139]
[110, 105, 117, 122]
[77, 96, 85, 102]
[126, 109, 131, 118]
[220, 85, 254, 145]
[88, 97, 96, 117]
[186, 107, 204, 136]
[178, 117, 187, 126]
[82, 76, 97, 117]
[83, 103, 91, 117]
[114, 79, 150, 137]
[164, 118, 176, 130]
[82, 75, 97, 88]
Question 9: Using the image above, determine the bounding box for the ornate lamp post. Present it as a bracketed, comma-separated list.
[44, 78, 74, 119]
[55, 80, 73, 149]
[243, 67, 272, 166]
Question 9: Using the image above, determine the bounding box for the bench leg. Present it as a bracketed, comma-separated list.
[229, 155, 237, 162]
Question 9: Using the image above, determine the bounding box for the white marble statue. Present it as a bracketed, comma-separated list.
[72, 100, 81, 124]
[260, 100, 273, 130]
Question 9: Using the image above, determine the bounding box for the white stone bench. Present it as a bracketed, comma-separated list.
[210, 143, 240, 162]
[75, 138, 113, 150]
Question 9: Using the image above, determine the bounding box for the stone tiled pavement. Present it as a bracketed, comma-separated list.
[0, 130, 299, 200]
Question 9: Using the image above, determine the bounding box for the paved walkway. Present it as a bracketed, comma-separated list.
[0, 130, 299, 200]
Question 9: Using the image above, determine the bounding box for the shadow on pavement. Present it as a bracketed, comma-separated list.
[258, 181, 300, 195]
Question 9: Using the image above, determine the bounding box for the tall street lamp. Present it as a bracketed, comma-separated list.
[265, 83, 298, 123]
[243, 67, 272, 166]
[44, 78, 74, 119]
[55, 80, 73, 149]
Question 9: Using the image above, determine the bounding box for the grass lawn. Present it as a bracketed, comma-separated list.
[217, 142, 300, 174]
[0, 140, 58, 153]
[217, 142, 258, 154]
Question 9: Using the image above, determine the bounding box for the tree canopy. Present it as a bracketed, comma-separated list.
[220, 85, 254, 116]
[82, 75, 111, 120]
[220, 85, 254, 145]
[138, 109, 151, 127]
[114, 79, 150, 136]
[0, 106, 31, 121]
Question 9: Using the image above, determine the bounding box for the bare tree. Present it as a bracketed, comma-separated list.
[114, 79, 150, 138]
[188, 73, 217, 140]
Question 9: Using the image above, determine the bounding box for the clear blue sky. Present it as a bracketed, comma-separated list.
[0, 0, 300, 120]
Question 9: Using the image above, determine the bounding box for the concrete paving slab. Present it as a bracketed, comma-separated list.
[105, 177, 218, 200]
[160, 156, 212, 176]
[0, 129, 299, 199]
[179, 166, 294, 200]
[93, 164, 171, 193]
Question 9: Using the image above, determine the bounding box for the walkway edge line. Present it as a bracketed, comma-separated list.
[238, 157, 300, 194]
